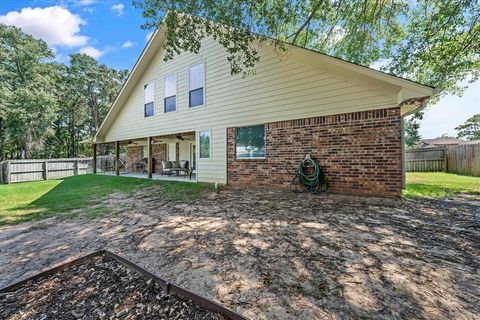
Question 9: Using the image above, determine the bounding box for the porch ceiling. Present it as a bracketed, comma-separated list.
[119, 131, 196, 147]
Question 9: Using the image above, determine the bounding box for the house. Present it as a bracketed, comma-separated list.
[92, 21, 434, 197]
[420, 137, 473, 148]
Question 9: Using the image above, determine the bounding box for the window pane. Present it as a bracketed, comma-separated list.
[236, 125, 265, 158]
[199, 130, 210, 159]
[164, 96, 176, 113]
[189, 63, 204, 90]
[144, 82, 154, 103]
[144, 102, 154, 117]
[189, 88, 203, 107]
[164, 74, 176, 97]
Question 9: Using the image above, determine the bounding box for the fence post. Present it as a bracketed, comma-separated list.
[6, 160, 11, 184]
[75, 159, 79, 176]
[44, 160, 49, 180]
[443, 148, 448, 173]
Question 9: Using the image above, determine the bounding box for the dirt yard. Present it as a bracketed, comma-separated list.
[1, 187, 478, 319]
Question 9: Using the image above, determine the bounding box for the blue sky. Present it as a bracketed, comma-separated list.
[1, 0, 478, 139]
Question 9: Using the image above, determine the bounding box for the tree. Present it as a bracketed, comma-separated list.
[53, 54, 128, 157]
[132, 0, 479, 98]
[455, 114, 480, 140]
[0, 25, 127, 160]
[0, 24, 58, 159]
[404, 116, 422, 149]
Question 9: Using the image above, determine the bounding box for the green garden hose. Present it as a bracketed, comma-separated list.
[291, 156, 326, 193]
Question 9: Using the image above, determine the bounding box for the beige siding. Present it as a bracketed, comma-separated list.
[102, 38, 398, 183]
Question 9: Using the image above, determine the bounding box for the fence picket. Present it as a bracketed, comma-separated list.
[406, 144, 480, 176]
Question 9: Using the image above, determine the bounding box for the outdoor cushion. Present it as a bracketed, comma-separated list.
[171, 161, 180, 168]
[161, 160, 171, 169]
[179, 160, 188, 169]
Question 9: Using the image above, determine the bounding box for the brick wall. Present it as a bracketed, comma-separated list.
[125, 144, 166, 173]
[227, 107, 403, 197]
[125, 146, 143, 173]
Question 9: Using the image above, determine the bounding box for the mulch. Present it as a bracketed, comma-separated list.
[0, 254, 226, 320]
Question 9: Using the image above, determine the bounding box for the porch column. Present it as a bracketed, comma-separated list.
[147, 137, 153, 179]
[92, 143, 97, 174]
[115, 141, 120, 176]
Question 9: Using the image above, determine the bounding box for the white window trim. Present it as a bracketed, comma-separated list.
[188, 61, 206, 108]
[144, 80, 155, 117]
[235, 124, 267, 160]
[198, 129, 211, 160]
[163, 72, 178, 114]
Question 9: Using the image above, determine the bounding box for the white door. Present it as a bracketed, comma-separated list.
[168, 143, 176, 161]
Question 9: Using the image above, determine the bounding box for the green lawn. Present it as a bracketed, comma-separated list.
[0, 174, 211, 226]
[405, 172, 480, 198]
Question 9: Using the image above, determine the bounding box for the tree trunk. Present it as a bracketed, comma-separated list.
[0, 117, 4, 161]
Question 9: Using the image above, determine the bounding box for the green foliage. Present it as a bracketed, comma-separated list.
[0, 174, 212, 225]
[455, 114, 480, 140]
[51, 54, 127, 158]
[404, 116, 422, 149]
[133, 0, 479, 97]
[0, 24, 58, 159]
[199, 131, 210, 158]
[405, 172, 480, 198]
[0, 25, 127, 160]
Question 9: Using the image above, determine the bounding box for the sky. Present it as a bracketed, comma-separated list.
[0, 0, 479, 139]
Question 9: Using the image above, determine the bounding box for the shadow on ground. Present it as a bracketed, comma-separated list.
[1, 186, 478, 319]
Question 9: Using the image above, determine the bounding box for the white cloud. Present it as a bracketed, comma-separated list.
[121, 41, 135, 48]
[145, 31, 154, 42]
[111, 3, 125, 16]
[0, 6, 88, 47]
[79, 46, 104, 59]
[76, 0, 96, 5]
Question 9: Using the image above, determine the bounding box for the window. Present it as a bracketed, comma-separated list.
[199, 130, 210, 159]
[144, 82, 154, 117]
[142, 145, 148, 159]
[189, 63, 204, 107]
[236, 125, 266, 158]
[164, 74, 176, 113]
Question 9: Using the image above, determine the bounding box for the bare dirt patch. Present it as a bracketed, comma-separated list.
[1, 186, 478, 319]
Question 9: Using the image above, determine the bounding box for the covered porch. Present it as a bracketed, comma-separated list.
[100, 171, 196, 182]
[92, 131, 197, 182]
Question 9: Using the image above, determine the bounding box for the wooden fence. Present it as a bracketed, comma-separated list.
[0, 158, 91, 184]
[406, 143, 480, 176]
[405, 148, 446, 172]
[445, 144, 480, 176]
[0, 155, 127, 184]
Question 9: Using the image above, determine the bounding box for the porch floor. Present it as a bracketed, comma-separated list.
[99, 172, 196, 182]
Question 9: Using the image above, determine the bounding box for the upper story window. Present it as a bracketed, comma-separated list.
[236, 125, 266, 159]
[164, 74, 176, 113]
[189, 63, 204, 108]
[144, 82, 154, 117]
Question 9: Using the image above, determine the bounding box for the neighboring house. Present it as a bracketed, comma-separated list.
[93, 21, 434, 197]
[420, 138, 479, 148]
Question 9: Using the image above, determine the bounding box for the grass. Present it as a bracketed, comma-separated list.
[0, 174, 211, 225]
[405, 172, 480, 198]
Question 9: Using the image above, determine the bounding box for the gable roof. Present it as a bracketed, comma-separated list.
[421, 138, 468, 146]
[93, 19, 435, 142]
